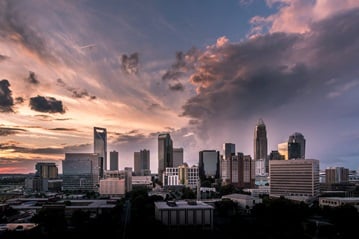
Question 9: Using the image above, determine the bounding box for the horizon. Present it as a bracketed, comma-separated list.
[1, 0, 359, 174]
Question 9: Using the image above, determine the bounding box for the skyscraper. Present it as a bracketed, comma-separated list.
[110, 150, 119, 171]
[134, 149, 150, 176]
[199, 150, 220, 180]
[221, 143, 235, 183]
[35, 162, 58, 179]
[288, 132, 306, 159]
[94, 127, 107, 173]
[158, 133, 173, 183]
[254, 119, 268, 174]
[173, 148, 184, 167]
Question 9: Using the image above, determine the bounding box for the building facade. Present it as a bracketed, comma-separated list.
[325, 167, 349, 184]
[288, 132, 306, 159]
[199, 150, 220, 180]
[173, 148, 184, 167]
[62, 153, 100, 192]
[158, 133, 173, 183]
[269, 159, 320, 199]
[94, 127, 107, 173]
[109, 150, 119, 171]
[254, 119, 268, 174]
[134, 149, 150, 176]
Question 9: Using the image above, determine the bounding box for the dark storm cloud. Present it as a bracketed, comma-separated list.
[48, 128, 78, 132]
[121, 52, 139, 74]
[26, 71, 39, 85]
[169, 82, 184, 91]
[29, 95, 65, 114]
[182, 8, 359, 123]
[0, 1, 56, 62]
[0, 54, 9, 61]
[15, 97, 24, 104]
[162, 49, 198, 82]
[57, 78, 96, 100]
[111, 130, 147, 144]
[0, 127, 26, 136]
[0, 79, 14, 112]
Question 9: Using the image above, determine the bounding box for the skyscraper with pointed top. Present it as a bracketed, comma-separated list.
[254, 119, 268, 174]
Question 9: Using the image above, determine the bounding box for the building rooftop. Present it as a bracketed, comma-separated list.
[222, 193, 259, 200]
[155, 200, 213, 210]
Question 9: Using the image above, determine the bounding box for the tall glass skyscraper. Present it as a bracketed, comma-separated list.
[158, 133, 173, 183]
[94, 127, 107, 173]
[288, 132, 306, 159]
[254, 119, 268, 174]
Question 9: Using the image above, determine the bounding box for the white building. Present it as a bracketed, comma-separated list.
[99, 178, 125, 196]
[163, 164, 199, 189]
[222, 193, 262, 209]
[319, 197, 359, 210]
[132, 176, 152, 188]
[154, 200, 213, 229]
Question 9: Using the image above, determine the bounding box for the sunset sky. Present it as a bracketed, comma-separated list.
[1, 0, 359, 174]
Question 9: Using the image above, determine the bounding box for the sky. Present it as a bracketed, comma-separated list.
[1, 0, 359, 174]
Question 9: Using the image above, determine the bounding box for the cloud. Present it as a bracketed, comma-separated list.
[0, 127, 26, 136]
[181, 8, 359, 140]
[168, 82, 184, 91]
[121, 52, 139, 74]
[0, 54, 9, 61]
[57, 78, 96, 100]
[162, 50, 198, 81]
[29, 95, 65, 114]
[48, 128, 78, 132]
[111, 130, 148, 144]
[26, 71, 39, 85]
[0, 0, 57, 62]
[0, 79, 14, 112]
[15, 97, 24, 104]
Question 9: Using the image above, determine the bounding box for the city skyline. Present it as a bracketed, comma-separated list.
[1, 0, 359, 173]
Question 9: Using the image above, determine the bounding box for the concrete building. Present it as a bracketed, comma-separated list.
[269, 159, 320, 199]
[221, 143, 235, 183]
[325, 167, 349, 184]
[173, 148, 184, 167]
[109, 150, 119, 171]
[35, 162, 58, 179]
[158, 133, 173, 183]
[99, 178, 125, 196]
[163, 164, 199, 189]
[154, 200, 214, 229]
[222, 193, 262, 209]
[103, 169, 132, 193]
[134, 149, 150, 176]
[319, 197, 359, 209]
[132, 176, 152, 189]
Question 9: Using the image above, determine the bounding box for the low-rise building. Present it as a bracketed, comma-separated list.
[221, 193, 262, 209]
[154, 200, 213, 229]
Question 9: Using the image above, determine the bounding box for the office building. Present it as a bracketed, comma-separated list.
[62, 153, 100, 192]
[199, 150, 220, 180]
[163, 164, 199, 189]
[94, 127, 107, 173]
[278, 142, 301, 160]
[254, 119, 268, 173]
[158, 133, 173, 183]
[134, 149, 150, 176]
[99, 178, 125, 196]
[109, 150, 119, 170]
[35, 162, 58, 179]
[154, 200, 214, 229]
[288, 132, 306, 159]
[269, 150, 284, 161]
[221, 143, 235, 183]
[269, 159, 320, 199]
[173, 148, 184, 167]
[325, 167, 349, 184]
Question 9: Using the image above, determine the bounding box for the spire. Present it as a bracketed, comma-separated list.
[257, 118, 265, 126]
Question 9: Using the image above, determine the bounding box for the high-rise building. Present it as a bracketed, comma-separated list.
[269, 159, 320, 198]
[199, 150, 220, 180]
[158, 133, 173, 182]
[35, 162, 58, 179]
[254, 119, 268, 173]
[134, 149, 150, 176]
[173, 148, 184, 167]
[62, 153, 100, 192]
[109, 150, 119, 171]
[94, 127, 107, 172]
[325, 167, 349, 184]
[278, 142, 301, 160]
[288, 132, 306, 159]
[221, 143, 235, 183]
[269, 150, 284, 160]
